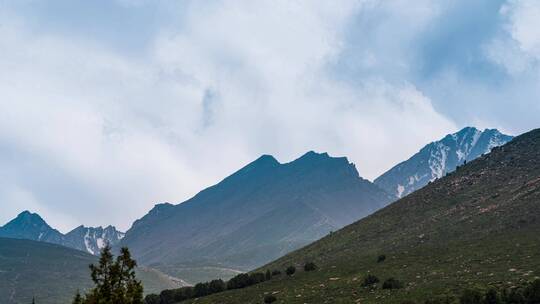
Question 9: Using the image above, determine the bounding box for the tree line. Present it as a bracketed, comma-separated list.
[144, 262, 318, 304]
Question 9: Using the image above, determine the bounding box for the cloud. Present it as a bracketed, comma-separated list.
[1, 0, 538, 231]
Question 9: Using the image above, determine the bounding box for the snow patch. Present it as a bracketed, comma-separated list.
[84, 230, 94, 255]
[96, 238, 105, 249]
[397, 184, 405, 198]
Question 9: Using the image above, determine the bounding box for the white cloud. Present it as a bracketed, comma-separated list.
[502, 0, 540, 60]
[1, 1, 458, 231]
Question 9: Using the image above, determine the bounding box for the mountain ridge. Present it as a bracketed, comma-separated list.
[120, 151, 394, 284]
[374, 127, 513, 198]
[185, 128, 540, 304]
[0, 211, 124, 255]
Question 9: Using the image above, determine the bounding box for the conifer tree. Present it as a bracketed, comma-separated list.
[73, 245, 143, 304]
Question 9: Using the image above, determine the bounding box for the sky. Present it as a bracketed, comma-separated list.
[0, 0, 539, 232]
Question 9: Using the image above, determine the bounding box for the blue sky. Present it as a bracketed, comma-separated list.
[0, 0, 539, 231]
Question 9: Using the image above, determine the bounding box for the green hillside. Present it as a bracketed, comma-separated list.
[0, 238, 184, 304]
[182, 128, 540, 303]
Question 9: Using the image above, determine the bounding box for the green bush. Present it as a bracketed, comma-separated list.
[361, 274, 380, 287]
[264, 294, 277, 303]
[271, 269, 281, 276]
[424, 297, 454, 304]
[459, 289, 483, 304]
[382, 278, 403, 290]
[484, 288, 500, 304]
[524, 279, 540, 303]
[286, 266, 296, 276]
[304, 262, 317, 272]
[377, 254, 386, 263]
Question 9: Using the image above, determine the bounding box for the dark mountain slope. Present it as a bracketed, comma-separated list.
[121, 151, 393, 283]
[0, 211, 64, 244]
[0, 238, 185, 304]
[375, 127, 513, 198]
[187, 128, 540, 304]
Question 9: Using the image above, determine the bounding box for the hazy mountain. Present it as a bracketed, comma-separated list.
[374, 127, 513, 198]
[0, 211, 124, 255]
[0, 211, 64, 244]
[189, 128, 540, 303]
[64, 225, 125, 255]
[120, 151, 393, 283]
[0, 238, 185, 304]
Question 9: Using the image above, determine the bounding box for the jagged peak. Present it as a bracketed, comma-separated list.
[243, 154, 280, 169]
[291, 150, 349, 165]
[13, 210, 47, 224]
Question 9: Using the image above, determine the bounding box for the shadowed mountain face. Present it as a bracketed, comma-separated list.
[186, 129, 540, 304]
[375, 127, 513, 198]
[120, 151, 393, 283]
[0, 238, 185, 304]
[0, 211, 124, 255]
[0, 211, 64, 244]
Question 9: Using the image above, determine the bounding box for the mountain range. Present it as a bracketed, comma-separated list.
[374, 127, 513, 198]
[177, 129, 540, 303]
[119, 151, 394, 284]
[0, 211, 124, 255]
[0, 126, 518, 302]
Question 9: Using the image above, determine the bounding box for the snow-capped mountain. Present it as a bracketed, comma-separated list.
[64, 225, 125, 255]
[374, 127, 513, 198]
[0, 211, 124, 255]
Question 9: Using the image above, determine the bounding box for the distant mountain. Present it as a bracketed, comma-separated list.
[0, 211, 64, 244]
[374, 127, 513, 198]
[189, 129, 540, 304]
[0, 211, 124, 255]
[120, 151, 393, 284]
[64, 225, 125, 255]
[0, 238, 186, 304]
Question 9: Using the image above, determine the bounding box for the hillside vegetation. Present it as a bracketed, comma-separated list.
[0, 238, 184, 304]
[183, 128, 540, 303]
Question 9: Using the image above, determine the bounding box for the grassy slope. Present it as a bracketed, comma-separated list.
[0, 238, 184, 304]
[185, 129, 540, 304]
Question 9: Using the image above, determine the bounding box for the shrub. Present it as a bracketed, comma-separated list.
[361, 274, 380, 287]
[271, 270, 281, 276]
[249, 272, 266, 284]
[208, 279, 226, 294]
[382, 278, 403, 290]
[524, 279, 540, 303]
[459, 289, 483, 304]
[304, 262, 317, 272]
[377, 254, 386, 263]
[424, 297, 454, 304]
[264, 295, 277, 303]
[286, 266, 296, 276]
[144, 294, 160, 304]
[194, 282, 213, 297]
[227, 273, 251, 290]
[484, 288, 500, 304]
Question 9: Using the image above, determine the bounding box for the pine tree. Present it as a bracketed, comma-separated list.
[74, 246, 143, 304]
[72, 291, 82, 304]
